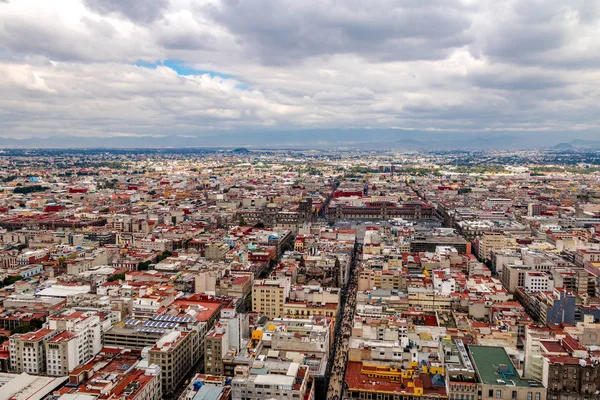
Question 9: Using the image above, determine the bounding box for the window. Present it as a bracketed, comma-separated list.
[512, 391, 517, 399]
[535, 394, 540, 400]
[496, 390, 501, 398]
[527, 393, 532, 400]
[489, 390, 494, 397]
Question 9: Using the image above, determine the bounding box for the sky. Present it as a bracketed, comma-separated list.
[0, 0, 599, 142]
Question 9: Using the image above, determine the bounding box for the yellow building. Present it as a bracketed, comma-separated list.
[283, 301, 339, 322]
[407, 288, 452, 312]
[479, 232, 510, 260]
[252, 279, 288, 319]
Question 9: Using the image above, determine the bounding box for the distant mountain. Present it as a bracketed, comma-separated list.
[231, 147, 252, 154]
[569, 139, 600, 149]
[553, 142, 575, 149]
[0, 130, 599, 150]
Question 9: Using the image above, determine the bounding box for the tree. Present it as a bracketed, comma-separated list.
[1, 275, 21, 288]
[137, 261, 151, 271]
[107, 273, 126, 282]
[11, 325, 35, 335]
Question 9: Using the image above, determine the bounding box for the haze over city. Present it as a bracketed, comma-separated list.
[1, 0, 600, 147]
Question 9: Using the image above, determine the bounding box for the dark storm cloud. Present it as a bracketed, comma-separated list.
[83, 0, 169, 23]
[204, 0, 475, 64]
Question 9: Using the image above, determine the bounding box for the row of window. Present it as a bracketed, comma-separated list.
[488, 389, 541, 400]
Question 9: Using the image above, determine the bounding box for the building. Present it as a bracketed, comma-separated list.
[407, 287, 453, 312]
[479, 232, 509, 260]
[57, 347, 162, 400]
[543, 356, 600, 400]
[410, 236, 470, 254]
[45, 331, 79, 377]
[231, 361, 314, 400]
[524, 272, 554, 293]
[252, 279, 290, 319]
[501, 265, 532, 294]
[468, 345, 546, 400]
[515, 289, 577, 325]
[327, 201, 435, 221]
[103, 324, 166, 349]
[343, 360, 447, 400]
[441, 339, 478, 400]
[45, 310, 105, 375]
[205, 323, 229, 376]
[9, 328, 58, 374]
[148, 330, 196, 395]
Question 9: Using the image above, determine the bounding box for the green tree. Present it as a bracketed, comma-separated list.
[107, 273, 126, 282]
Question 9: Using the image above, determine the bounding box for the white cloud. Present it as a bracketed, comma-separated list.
[0, 0, 598, 140]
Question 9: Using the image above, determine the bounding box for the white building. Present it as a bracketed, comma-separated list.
[45, 310, 107, 375]
[524, 271, 554, 293]
[10, 329, 58, 374]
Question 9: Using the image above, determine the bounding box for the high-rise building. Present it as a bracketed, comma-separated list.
[148, 330, 196, 396]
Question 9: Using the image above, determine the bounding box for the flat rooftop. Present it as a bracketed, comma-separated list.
[468, 346, 540, 388]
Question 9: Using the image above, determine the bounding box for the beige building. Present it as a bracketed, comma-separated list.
[501, 264, 532, 293]
[252, 279, 290, 319]
[9, 328, 58, 374]
[204, 324, 229, 375]
[407, 287, 452, 312]
[358, 268, 406, 291]
[148, 330, 196, 396]
[479, 232, 509, 260]
[205, 242, 230, 260]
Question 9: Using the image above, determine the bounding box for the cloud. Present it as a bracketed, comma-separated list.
[82, 0, 169, 23]
[0, 0, 599, 141]
[205, 0, 475, 64]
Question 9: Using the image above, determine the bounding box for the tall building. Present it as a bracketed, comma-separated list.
[479, 232, 509, 260]
[205, 308, 245, 375]
[46, 309, 105, 373]
[252, 279, 290, 319]
[205, 323, 229, 375]
[148, 330, 196, 396]
[9, 328, 58, 374]
[45, 331, 79, 376]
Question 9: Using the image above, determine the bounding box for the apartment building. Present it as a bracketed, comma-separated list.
[205, 324, 229, 375]
[10, 328, 58, 374]
[468, 346, 546, 400]
[502, 264, 532, 293]
[231, 362, 314, 400]
[479, 232, 509, 260]
[252, 279, 290, 319]
[407, 287, 452, 312]
[148, 330, 196, 395]
[46, 310, 105, 372]
[45, 331, 79, 377]
[524, 271, 554, 293]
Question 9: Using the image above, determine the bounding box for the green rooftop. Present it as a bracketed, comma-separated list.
[468, 346, 538, 388]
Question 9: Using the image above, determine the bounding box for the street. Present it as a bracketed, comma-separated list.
[326, 242, 360, 400]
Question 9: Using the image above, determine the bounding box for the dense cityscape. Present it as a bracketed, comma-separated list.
[0, 148, 598, 400]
